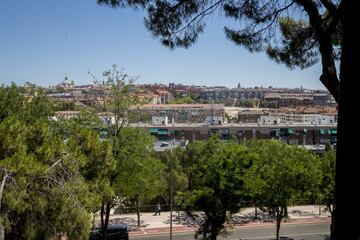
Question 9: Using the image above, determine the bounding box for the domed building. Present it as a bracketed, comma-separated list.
[59, 76, 75, 88]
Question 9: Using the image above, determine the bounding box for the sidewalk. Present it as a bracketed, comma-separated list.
[103, 205, 331, 237]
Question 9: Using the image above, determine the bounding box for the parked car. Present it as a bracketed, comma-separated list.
[89, 224, 129, 240]
[160, 142, 169, 147]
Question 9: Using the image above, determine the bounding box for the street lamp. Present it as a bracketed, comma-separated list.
[169, 138, 174, 240]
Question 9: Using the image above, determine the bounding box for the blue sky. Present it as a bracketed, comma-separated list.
[0, 0, 324, 89]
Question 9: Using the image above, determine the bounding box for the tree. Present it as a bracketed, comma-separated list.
[54, 102, 76, 111]
[64, 123, 115, 229]
[178, 141, 205, 190]
[246, 140, 321, 240]
[319, 148, 336, 239]
[0, 84, 26, 121]
[113, 127, 167, 227]
[159, 147, 189, 205]
[91, 65, 164, 238]
[169, 96, 195, 104]
[97, 1, 360, 238]
[0, 86, 93, 239]
[181, 137, 255, 240]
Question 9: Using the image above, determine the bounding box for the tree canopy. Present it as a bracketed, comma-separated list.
[180, 137, 255, 240]
[0, 86, 93, 239]
[246, 140, 321, 240]
[98, 0, 343, 101]
[0, 79, 167, 239]
[319, 148, 336, 238]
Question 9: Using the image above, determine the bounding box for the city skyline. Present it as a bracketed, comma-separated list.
[1, 0, 325, 90]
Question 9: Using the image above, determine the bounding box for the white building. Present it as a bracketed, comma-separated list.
[306, 114, 335, 125]
[258, 115, 281, 125]
[259, 113, 335, 125]
[279, 113, 335, 125]
[97, 112, 116, 125]
[152, 116, 169, 125]
[204, 116, 226, 125]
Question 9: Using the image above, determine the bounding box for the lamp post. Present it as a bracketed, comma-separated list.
[170, 138, 174, 240]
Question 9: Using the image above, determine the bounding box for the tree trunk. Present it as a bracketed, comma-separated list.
[136, 198, 140, 227]
[100, 202, 105, 227]
[254, 203, 258, 219]
[330, 210, 335, 239]
[0, 171, 6, 240]
[276, 214, 282, 240]
[103, 200, 112, 240]
[210, 225, 218, 240]
[335, 1, 360, 239]
[92, 212, 96, 229]
[0, 171, 8, 210]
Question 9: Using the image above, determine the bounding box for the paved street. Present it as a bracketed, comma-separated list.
[104, 206, 331, 239]
[130, 222, 330, 240]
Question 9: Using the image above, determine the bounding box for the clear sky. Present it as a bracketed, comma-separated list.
[0, 0, 325, 89]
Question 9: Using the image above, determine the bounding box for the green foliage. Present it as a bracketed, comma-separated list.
[98, 0, 344, 102]
[51, 109, 103, 139]
[89, 66, 168, 233]
[169, 96, 195, 104]
[1, 73, 249, 239]
[114, 127, 166, 200]
[54, 102, 76, 111]
[93, 65, 140, 134]
[319, 149, 335, 207]
[98, 1, 340, 68]
[159, 147, 189, 203]
[0, 85, 93, 239]
[234, 99, 255, 108]
[24, 90, 54, 123]
[0, 117, 92, 239]
[245, 140, 321, 239]
[66, 126, 115, 208]
[180, 137, 255, 240]
[318, 149, 336, 238]
[266, 17, 319, 69]
[0, 84, 53, 123]
[0, 84, 26, 121]
[178, 141, 204, 189]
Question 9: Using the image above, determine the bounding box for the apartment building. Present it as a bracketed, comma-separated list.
[133, 104, 224, 123]
[259, 113, 336, 125]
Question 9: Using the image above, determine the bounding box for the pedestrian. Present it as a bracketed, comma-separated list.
[154, 202, 161, 216]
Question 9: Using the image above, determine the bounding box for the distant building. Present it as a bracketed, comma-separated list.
[155, 90, 171, 104]
[135, 122, 337, 146]
[137, 93, 161, 104]
[134, 104, 225, 123]
[259, 115, 281, 125]
[263, 93, 313, 107]
[152, 116, 169, 126]
[259, 113, 335, 125]
[313, 93, 336, 106]
[57, 77, 75, 89]
[204, 116, 226, 125]
[238, 111, 265, 123]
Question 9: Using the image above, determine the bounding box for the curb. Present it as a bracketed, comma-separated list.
[129, 216, 331, 237]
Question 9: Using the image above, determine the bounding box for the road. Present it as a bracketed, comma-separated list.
[131, 222, 330, 240]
